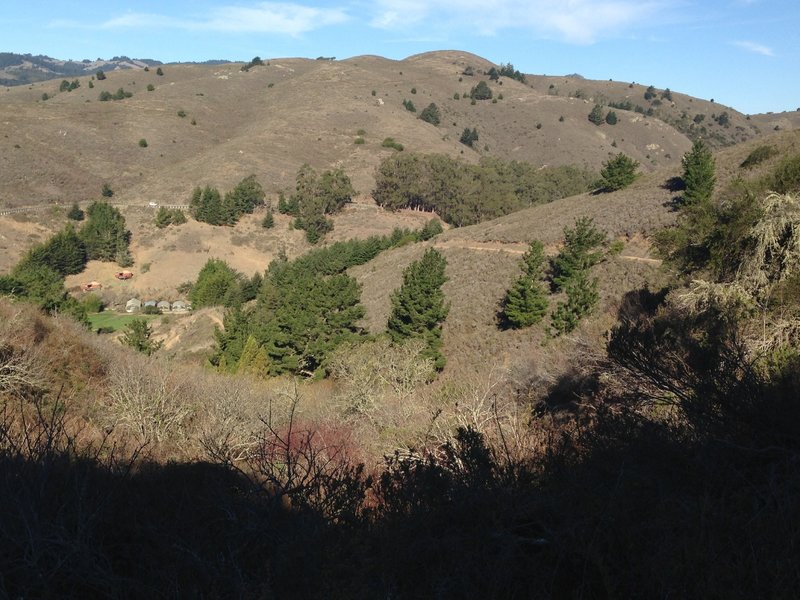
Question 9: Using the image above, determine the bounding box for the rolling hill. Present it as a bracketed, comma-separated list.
[3, 49, 783, 211]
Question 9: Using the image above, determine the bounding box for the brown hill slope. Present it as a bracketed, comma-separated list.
[0, 50, 720, 207]
[353, 128, 800, 382]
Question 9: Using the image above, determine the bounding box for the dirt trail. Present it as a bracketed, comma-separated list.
[432, 239, 662, 265]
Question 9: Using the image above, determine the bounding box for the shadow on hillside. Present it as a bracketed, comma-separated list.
[661, 176, 685, 210]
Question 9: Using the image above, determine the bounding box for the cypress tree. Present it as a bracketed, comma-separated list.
[681, 139, 716, 206]
[388, 248, 450, 369]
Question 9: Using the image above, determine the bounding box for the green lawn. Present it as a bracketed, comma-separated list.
[88, 312, 159, 333]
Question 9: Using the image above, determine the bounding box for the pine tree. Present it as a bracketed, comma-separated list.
[419, 103, 441, 126]
[550, 271, 599, 336]
[501, 240, 549, 329]
[79, 202, 130, 262]
[388, 248, 450, 369]
[681, 139, 716, 206]
[502, 275, 549, 328]
[551, 218, 607, 291]
[121, 318, 162, 355]
[599, 153, 639, 191]
[262, 210, 275, 228]
[588, 103, 605, 125]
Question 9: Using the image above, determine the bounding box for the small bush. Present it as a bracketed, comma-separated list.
[261, 210, 275, 229]
[156, 67, 164, 76]
[419, 103, 441, 126]
[96, 70, 106, 80]
[138, 139, 148, 148]
[402, 99, 416, 112]
[101, 184, 114, 198]
[67, 203, 84, 221]
[410, 87, 417, 94]
[354, 137, 365, 145]
[177, 109, 187, 118]
[740, 145, 778, 169]
[382, 138, 404, 151]
[146, 84, 154, 91]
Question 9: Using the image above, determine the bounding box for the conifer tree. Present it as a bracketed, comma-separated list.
[388, 248, 450, 369]
[550, 271, 599, 336]
[501, 240, 549, 329]
[588, 103, 605, 125]
[599, 153, 639, 191]
[681, 139, 716, 206]
[79, 202, 130, 263]
[551, 218, 607, 291]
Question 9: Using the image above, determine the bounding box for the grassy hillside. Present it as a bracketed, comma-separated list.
[0, 50, 714, 208]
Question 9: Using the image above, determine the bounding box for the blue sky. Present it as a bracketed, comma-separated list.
[3, 0, 797, 114]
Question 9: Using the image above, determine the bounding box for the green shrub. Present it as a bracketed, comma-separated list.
[402, 99, 416, 112]
[67, 203, 84, 221]
[470, 80, 492, 100]
[459, 127, 478, 147]
[101, 184, 114, 198]
[177, 109, 187, 118]
[138, 139, 148, 148]
[605, 111, 618, 125]
[741, 145, 779, 169]
[96, 70, 106, 80]
[146, 84, 154, 91]
[382, 137, 404, 151]
[354, 137, 365, 145]
[588, 104, 604, 125]
[419, 103, 441, 126]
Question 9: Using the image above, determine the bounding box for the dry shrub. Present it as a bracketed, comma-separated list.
[105, 359, 195, 448]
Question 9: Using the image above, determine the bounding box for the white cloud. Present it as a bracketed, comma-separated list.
[368, 0, 672, 43]
[733, 40, 774, 56]
[98, 2, 349, 36]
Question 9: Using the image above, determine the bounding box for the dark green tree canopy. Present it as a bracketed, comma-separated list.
[681, 139, 716, 206]
[599, 153, 639, 192]
[551, 217, 607, 292]
[189, 259, 243, 308]
[588, 104, 605, 125]
[121, 318, 162, 356]
[388, 248, 450, 369]
[470, 80, 493, 100]
[419, 103, 441, 126]
[79, 202, 131, 263]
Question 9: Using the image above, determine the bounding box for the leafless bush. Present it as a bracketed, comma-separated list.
[329, 338, 433, 425]
[105, 359, 194, 447]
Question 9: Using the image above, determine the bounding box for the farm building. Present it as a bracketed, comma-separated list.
[157, 300, 171, 312]
[171, 300, 190, 312]
[125, 298, 142, 313]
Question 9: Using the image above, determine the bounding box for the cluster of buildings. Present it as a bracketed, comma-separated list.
[125, 298, 191, 313]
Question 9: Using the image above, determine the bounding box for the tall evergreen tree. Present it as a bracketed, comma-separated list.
[388, 248, 450, 370]
[550, 270, 599, 336]
[79, 202, 130, 263]
[551, 218, 607, 292]
[681, 139, 716, 206]
[501, 240, 549, 329]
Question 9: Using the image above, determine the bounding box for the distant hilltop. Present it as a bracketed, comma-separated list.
[0, 52, 230, 86]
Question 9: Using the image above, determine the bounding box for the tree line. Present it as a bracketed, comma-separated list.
[373, 153, 597, 227]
